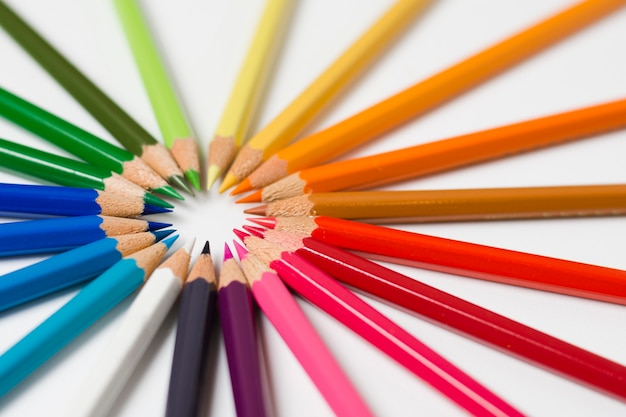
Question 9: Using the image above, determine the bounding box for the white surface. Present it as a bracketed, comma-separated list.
[0, 1, 625, 416]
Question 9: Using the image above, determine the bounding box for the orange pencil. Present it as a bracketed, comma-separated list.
[232, 0, 626, 195]
[245, 184, 626, 223]
[238, 97, 626, 203]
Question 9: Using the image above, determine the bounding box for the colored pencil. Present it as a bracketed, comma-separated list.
[243, 234, 524, 416]
[256, 227, 626, 401]
[165, 241, 217, 417]
[238, 97, 626, 202]
[222, 0, 431, 192]
[0, 236, 175, 398]
[68, 239, 194, 417]
[0, 138, 172, 208]
[113, 0, 201, 190]
[0, 214, 170, 257]
[0, 1, 192, 194]
[245, 184, 626, 223]
[207, 0, 293, 190]
[0, 182, 170, 218]
[217, 243, 269, 417]
[235, 242, 374, 417]
[0, 230, 173, 312]
[251, 216, 626, 305]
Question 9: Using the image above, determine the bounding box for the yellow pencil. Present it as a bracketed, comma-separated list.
[219, 0, 432, 192]
[207, 0, 293, 189]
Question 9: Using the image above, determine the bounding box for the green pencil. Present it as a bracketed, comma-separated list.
[114, 0, 201, 191]
[0, 1, 193, 194]
[0, 86, 183, 200]
[0, 138, 173, 208]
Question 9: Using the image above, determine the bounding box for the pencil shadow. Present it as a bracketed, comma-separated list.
[254, 304, 279, 417]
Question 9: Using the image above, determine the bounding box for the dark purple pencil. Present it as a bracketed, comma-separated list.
[165, 241, 217, 417]
[219, 243, 269, 417]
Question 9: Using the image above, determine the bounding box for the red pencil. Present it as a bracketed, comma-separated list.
[248, 216, 626, 305]
[244, 226, 626, 401]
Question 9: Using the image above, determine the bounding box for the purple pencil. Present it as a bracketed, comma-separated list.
[218, 243, 269, 417]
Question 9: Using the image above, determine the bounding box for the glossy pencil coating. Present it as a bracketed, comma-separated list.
[0, 215, 168, 256]
[236, 244, 374, 417]
[263, 230, 626, 401]
[0, 138, 172, 208]
[0, 230, 173, 313]
[0, 238, 173, 398]
[0, 86, 183, 199]
[232, 0, 626, 194]
[247, 184, 626, 223]
[245, 237, 523, 416]
[68, 239, 193, 417]
[264, 216, 626, 305]
[0, 182, 171, 218]
[225, 0, 430, 192]
[241, 96, 626, 203]
[114, 0, 201, 190]
[0, 1, 191, 193]
[166, 242, 217, 417]
[217, 244, 269, 417]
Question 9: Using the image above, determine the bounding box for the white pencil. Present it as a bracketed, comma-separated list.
[66, 239, 195, 417]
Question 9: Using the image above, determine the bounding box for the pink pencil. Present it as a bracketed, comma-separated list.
[233, 241, 374, 417]
[241, 234, 524, 417]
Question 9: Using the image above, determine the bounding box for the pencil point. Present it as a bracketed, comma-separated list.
[152, 185, 184, 200]
[247, 217, 277, 228]
[219, 173, 238, 193]
[231, 178, 253, 195]
[183, 237, 196, 254]
[142, 204, 173, 215]
[243, 205, 268, 216]
[206, 165, 221, 190]
[147, 221, 172, 231]
[169, 175, 195, 196]
[233, 240, 247, 259]
[202, 240, 211, 255]
[143, 193, 175, 208]
[223, 243, 233, 261]
[243, 225, 265, 237]
[185, 169, 201, 191]
[162, 235, 179, 249]
[153, 229, 176, 241]
[233, 228, 249, 242]
[236, 190, 263, 204]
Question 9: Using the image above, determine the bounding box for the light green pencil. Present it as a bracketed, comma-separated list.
[114, 0, 201, 191]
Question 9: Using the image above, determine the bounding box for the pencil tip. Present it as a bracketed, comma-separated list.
[243, 204, 268, 216]
[247, 217, 277, 228]
[236, 190, 262, 204]
[202, 240, 211, 255]
[152, 185, 184, 200]
[219, 173, 238, 193]
[233, 228, 249, 242]
[185, 169, 202, 191]
[144, 192, 174, 208]
[147, 221, 172, 231]
[223, 243, 233, 261]
[231, 178, 253, 195]
[243, 225, 265, 237]
[233, 240, 247, 259]
[206, 165, 221, 190]
[143, 204, 173, 215]
[169, 175, 195, 196]
[153, 229, 176, 241]
[162, 235, 179, 249]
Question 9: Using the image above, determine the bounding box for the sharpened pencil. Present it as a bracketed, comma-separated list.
[113, 0, 201, 190]
[0, 1, 192, 194]
[223, 0, 430, 192]
[245, 184, 626, 223]
[256, 228, 626, 402]
[68, 239, 194, 417]
[252, 216, 626, 305]
[217, 243, 269, 417]
[0, 236, 176, 398]
[0, 214, 171, 257]
[238, 96, 626, 202]
[243, 234, 524, 417]
[208, 0, 292, 190]
[0, 138, 172, 208]
[0, 182, 170, 218]
[0, 86, 183, 200]
[165, 241, 217, 417]
[0, 230, 174, 312]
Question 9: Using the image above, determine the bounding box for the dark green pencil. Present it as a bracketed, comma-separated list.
[0, 138, 173, 208]
[0, 1, 193, 194]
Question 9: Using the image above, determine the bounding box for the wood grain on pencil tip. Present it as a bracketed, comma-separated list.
[227, 0, 433, 195]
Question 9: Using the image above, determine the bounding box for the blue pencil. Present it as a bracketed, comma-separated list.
[0, 230, 174, 312]
[0, 182, 170, 218]
[0, 215, 171, 257]
[0, 235, 177, 398]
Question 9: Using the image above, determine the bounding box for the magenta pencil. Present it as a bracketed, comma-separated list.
[242, 234, 524, 417]
[234, 242, 374, 417]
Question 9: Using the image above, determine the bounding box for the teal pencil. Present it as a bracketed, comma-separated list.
[0, 235, 177, 398]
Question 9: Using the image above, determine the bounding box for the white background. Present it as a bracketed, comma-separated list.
[1, 0, 626, 416]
